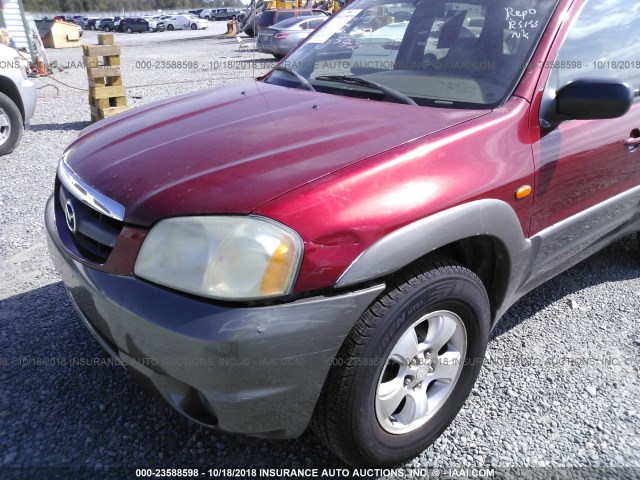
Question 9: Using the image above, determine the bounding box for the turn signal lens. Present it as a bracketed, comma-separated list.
[260, 241, 297, 296]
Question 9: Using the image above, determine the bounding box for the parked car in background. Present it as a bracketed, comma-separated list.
[0, 44, 36, 155]
[72, 16, 86, 28]
[212, 8, 242, 20]
[255, 8, 319, 34]
[121, 17, 151, 33]
[145, 17, 166, 32]
[116, 17, 134, 32]
[152, 15, 172, 23]
[46, 0, 640, 470]
[85, 18, 99, 30]
[257, 16, 327, 58]
[98, 17, 116, 32]
[165, 14, 208, 30]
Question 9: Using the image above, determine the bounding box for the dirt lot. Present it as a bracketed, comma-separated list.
[0, 24, 639, 479]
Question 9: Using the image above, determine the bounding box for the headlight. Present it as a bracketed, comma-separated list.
[134, 216, 303, 301]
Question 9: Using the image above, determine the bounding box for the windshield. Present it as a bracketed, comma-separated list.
[265, 0, 559, 108]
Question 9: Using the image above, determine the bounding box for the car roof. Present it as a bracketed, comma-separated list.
[271, 17, 308, 28]
[272, 16, 325, 29]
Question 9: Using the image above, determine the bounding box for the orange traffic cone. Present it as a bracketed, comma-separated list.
[36, 57, 46, 75]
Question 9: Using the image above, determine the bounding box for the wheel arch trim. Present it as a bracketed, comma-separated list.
[335, 199, 531, 289]
[0, 75, 25, 123]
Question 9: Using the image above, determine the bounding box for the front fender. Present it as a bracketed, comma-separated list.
[335, 199, 533, 318]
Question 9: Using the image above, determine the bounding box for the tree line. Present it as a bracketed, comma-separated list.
[24, 0, 245, 13]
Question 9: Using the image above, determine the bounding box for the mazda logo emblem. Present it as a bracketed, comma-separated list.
[65, 200, 77, 233]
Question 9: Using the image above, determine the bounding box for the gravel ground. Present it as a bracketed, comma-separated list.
[1, 25, 639, 480]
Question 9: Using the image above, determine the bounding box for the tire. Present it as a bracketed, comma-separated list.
[126, 27, 132, 33]
[167, 24, 174, 31]
[311, 259, 490, 467]
[104, 26, 110, 32]
[205, 16, 211, 20]
[90, 25, 96, 30]
[191, 23, 197, 30]
[0, 92, 24, 156]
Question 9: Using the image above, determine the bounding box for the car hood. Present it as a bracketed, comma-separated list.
[64, 80, 488, 226]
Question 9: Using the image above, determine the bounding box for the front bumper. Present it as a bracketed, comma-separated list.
[45, 195, 384, 438]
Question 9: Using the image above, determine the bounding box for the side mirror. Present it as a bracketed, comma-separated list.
[541, 78, 634, 128]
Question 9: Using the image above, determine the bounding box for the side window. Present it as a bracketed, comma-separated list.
[555, 0, 640, 91]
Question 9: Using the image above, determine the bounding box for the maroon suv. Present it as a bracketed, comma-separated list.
[46, 0, 640, 467]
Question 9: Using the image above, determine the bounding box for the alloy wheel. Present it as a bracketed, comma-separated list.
[375, 310, 467, 434]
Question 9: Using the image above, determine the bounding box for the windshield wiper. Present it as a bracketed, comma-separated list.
[314, 75, 417, 106]
[272, 66, 315, 92]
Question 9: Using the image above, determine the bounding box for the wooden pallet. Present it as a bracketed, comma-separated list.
[83, 34, 128, 122]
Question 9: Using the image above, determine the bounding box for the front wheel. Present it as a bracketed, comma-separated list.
[104, 26, 110, 32]
[126, 27, 132, 33]
[0, 92, 24, 156]
[191, 23, 197, 30]
[311, 260, 490, 467]
[167, 24, 174, 31]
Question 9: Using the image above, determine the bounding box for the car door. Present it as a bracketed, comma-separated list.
[528, 0, 640, 280]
